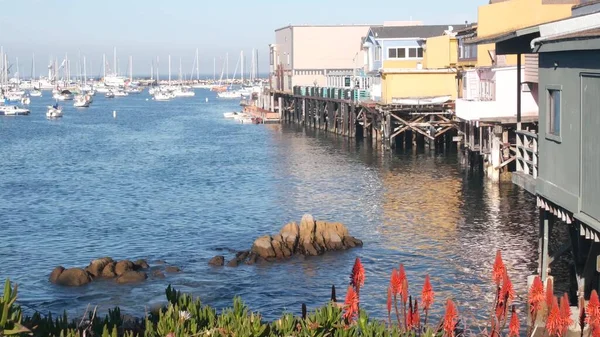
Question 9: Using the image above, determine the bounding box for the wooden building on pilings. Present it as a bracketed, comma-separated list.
[264, 86, 459, 151]
[379, 100, 458, 151]
[479, 6, 600, 302]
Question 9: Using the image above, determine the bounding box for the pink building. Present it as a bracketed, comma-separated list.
[270, 25, 372, 92]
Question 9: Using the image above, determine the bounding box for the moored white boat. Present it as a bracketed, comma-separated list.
[46, 104, 63, 118]
[74, 94, 92, 108]
[153, 92, 174, 101]
[223, 112, 239, 119]
[29, 90, 42, 97]
[217, 90, 242, 99]
[0, 105, 31, 116]
[173, 88, 195, 97]
[105, 91, 115, 98]
[113, 90, 129, 97]
[53, 90, 74, 101]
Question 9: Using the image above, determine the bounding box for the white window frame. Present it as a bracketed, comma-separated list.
[386, 47, 423, 60]
[375, 46, 382, 62]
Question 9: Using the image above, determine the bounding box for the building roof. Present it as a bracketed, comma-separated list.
[572, 0, 600, 9]
[369, 24, 464, 39]
[544, 27, 600, 42]
[274, 24, 379, 32]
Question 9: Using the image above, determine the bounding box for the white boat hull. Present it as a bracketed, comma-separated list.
[46, 107, 63, 118]
[1, 106, 30, 116]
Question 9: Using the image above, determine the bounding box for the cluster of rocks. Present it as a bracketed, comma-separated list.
[49, 258, 181, 287]
[209, 214, 363, 267]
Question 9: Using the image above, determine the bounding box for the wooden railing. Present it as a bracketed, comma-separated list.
[515, 129, 538, 179]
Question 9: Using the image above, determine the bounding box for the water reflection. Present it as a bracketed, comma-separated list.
[0, 96, 543, 325]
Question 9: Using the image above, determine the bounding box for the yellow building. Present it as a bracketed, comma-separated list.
[381, 31, 459, 104]
[471, 0, 579, 68]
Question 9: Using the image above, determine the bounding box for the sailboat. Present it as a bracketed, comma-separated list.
[125, 56, 143, 94]
[174, 57, 195, 97]
[103, 47, 127, 88]
[217, 51, 245, 99]
[212, 53, 228, 92]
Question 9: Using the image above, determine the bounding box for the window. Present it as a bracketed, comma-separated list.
[286, 53, 290, 66]
[375, 46, 381, 62]
[344, 77, 351, 87]
[387, 47, 423, 59]
[547, 88, 561, 138]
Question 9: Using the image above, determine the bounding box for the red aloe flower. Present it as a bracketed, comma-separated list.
[350, 257, 365, 294]
[422, 275, 434, 310]
[508, 306, 520, 337]
[492, 251, 505, 286]
[502, 270, 515, 305]
[593, 323, 600, 337]
[443, 299, 458, 337]
[546, 296, 561, 337]
[587, 290, 600, 326]
[546, 278, 555, 315]
[559, 293, 573, 336]
[390, 268, 400, 295]
[343, 286, 359, 323]
[412, 300, 420, 329]
[398, 264, 408, 301]
[528, 276, 545, 318]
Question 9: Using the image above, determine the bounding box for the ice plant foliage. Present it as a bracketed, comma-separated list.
[9, 251, 600, 337]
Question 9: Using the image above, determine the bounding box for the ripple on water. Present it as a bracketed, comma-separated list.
[0, 91, 548, 324]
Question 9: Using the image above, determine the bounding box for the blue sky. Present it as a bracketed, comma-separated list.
[0, 0, 486, 77]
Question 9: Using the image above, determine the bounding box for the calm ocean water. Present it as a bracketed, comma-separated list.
[0, 89, 544, 323]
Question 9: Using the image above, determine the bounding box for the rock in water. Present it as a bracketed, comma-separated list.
[116, 271, 147, 284]
[134, 259, 149, 270]
[231, 215, 362, 266]
[49, 266, 65, 283]
[115, 260, 134, 276]
[208, 256, 225, 266]
[86, 257, 113, 278]
[101, 262, 117, 278]
[165, 266, 181, 273]
[251, 235, 275, 259]
[53, 268, 92, 287]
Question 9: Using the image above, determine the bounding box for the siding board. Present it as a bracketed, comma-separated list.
[524, 54, 539, 83]
[581, 74, 600, 222]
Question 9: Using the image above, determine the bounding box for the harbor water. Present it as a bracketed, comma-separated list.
[0, 89, 542, 322]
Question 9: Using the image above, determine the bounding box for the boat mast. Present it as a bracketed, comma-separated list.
[213, 57, 216, 81]
[102, 54, 106, 79]
[157, 56, 160, 84]
[179, 57, 182, 86]
[250, 48, 254, 82]
[241, 50, 244, 84]
[0, 46, 4, 91]
[32, 53, 35, 81]
[196, 48, 199, 81]
[150, 60, 153, 81]
[113, 47, 117, 76]
[226, 52, 229, 84]
[129, 55, 133, 83]
[83, 56, 87, 87]
[16, 57, 20, 88]
[168, 55, 171, 87]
